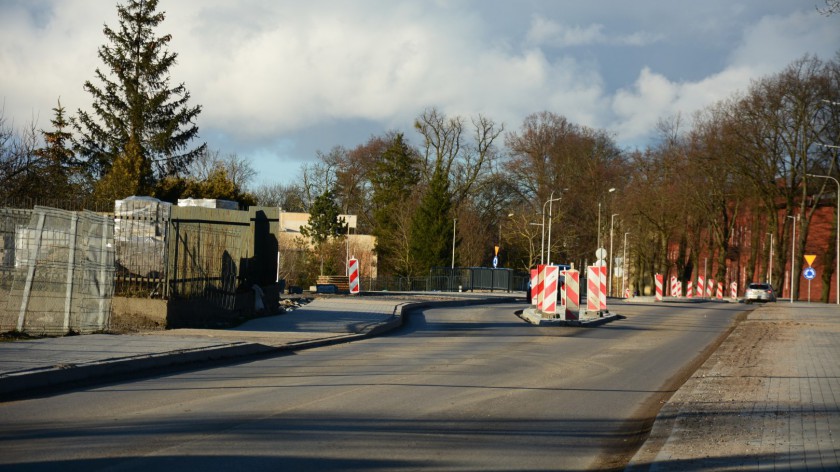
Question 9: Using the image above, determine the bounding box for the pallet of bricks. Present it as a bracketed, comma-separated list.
[316, 275, 350, 294]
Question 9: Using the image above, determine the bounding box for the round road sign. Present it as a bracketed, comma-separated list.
[803, 267, 816, 280]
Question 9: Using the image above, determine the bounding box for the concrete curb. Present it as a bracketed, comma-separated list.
[0, 296, 518, 400]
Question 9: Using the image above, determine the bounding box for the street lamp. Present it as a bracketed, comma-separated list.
[546, 190, 567, 265]
[766, 232, 774, 286]
[622, 232, 631, 297]
[596, 188, 616, 257]
[451, 218, 457, 269]
[806, 173, 840, 305]
[609, 213, 618, 296]
[540, 192, 562, 265]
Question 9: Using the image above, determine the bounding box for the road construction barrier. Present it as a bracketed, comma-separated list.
[542, 265, 559, 315]
[625, 288, 631, 298]
[587, 266, 600, 311]
[687, 280, 694, 299]
[697, 276, 705, 299]
[707, 279, 714, 298]
[655, 273, 664, 301]
[671, 276, 680, 297]
[716, 281, 723, 300]
[730, 282, 738, 300]
[536, 264, 546, 310]
[564, 269, 580, 320]
[348, 258, 360, 294]
[559, 270, 567, 308]
[530, 268, 538, 306]
[599, 265, 608, 310]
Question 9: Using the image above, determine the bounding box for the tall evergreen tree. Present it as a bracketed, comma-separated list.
[74, 0, 205, 202]
[410, 165, 454, 273]
[33, 99, 83, 201]
[301, 190, 348, 275]
[371, 133, 420, 276]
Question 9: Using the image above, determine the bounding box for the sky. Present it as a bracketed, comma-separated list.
[1, 1, 839, 188]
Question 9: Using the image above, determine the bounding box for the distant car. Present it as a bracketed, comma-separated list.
[745, 283, 776, 304]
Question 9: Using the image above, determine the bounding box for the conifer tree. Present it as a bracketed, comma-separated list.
[33, 99, 82, 200]
[74, 0, 205, 202]
[410, 165, 454, 272]
[301, 190, 348, 275]
[371, 133, 420, 276]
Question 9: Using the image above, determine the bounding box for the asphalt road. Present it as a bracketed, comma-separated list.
[0, 300, 748, 471]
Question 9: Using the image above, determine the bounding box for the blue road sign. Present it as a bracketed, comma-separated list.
[803, 267, 816, 280]
[492, 256, 498, 268]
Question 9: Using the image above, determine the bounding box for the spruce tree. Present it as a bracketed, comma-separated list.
[33, 99, 81, 201]
[74, 0, 205, 202]
[410, 165, 454, 273]
[371, 133, 420, 276]
[301, 190, 348, 275]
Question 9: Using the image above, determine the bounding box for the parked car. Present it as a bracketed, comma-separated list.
[745, 282, 776, 304]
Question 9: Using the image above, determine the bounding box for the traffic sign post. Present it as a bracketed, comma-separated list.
[804, 266, 816, 303]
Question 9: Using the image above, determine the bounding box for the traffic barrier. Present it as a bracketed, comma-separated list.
[730, 282, 738, 300]
[530, 269, 538, 306]
[687, 280, 694, 299]
[564, 269, 580, 320]
[559, 270, 567, 308]
[587, 266, 600, 311]
[716, 281, 723, 299]
[707, 279, 714, 298]
[348, 258, 360, 294]
[599, 265, 607, 310]
[697, 276, 705, 299]
[536, 265, 546, 310]
[625, 288, 631, 298]
[655, 273, 664, 301]
[542, 265, 559, 315]
[671, 276, 680, 297]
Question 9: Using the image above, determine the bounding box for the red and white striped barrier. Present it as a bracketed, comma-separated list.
[564, 269, 580, 320]
[707, 279, 714, 298]
[697, 276, 705, 299]
[687, 280, 694, 299]
[530, 269, 538, 306]
[655, 273, 664, 301]
[348, 258, 360, 294]
[587, 266, 600, 311]
[730, 282, 738, 300]
[716, 281, 723, 300]
[542, 265, 559, 315]
[599, 265, 608, 310]
[625, 288, 631, 298]
[670, 276, 680, 297]
[559, 270, 567, 308]
[536, 265, 546, 310]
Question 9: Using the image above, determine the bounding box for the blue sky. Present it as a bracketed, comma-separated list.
[2, 1, 838, 188]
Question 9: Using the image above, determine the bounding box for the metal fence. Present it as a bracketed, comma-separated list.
[0, 206, 115, 335]
[362, 267, 528, 293]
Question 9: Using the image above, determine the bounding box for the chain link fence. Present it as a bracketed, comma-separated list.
[0, 206, 115, 335]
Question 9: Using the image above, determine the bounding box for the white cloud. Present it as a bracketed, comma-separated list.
[524, 15, 662, 48]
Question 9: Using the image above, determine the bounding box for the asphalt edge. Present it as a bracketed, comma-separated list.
[0, 296, 520, 400]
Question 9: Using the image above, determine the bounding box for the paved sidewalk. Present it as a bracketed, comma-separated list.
[0, 293, 517, 399]
[627, 302, 840, 471]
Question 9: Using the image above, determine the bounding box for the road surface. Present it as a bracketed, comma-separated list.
[0, 300, 748, 471]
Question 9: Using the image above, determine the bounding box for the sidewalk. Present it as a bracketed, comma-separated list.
[627, 302, 840, 470]
[0, 293, 517, 400]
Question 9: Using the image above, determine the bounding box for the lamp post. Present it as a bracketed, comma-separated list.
[609, 213, 618, 296]
[787, 214, 798, 303]
[622, 232, 630, 297]
[806, 173, 840, 304]
[547, 192, 566, 265]
[451, 218, 457, 269]
[540, 192, 561, 265]
[766, 232, 774, 286]
[596, 188, 616, 258]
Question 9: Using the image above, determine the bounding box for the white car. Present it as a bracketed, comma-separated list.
[745, 283, 776, 304]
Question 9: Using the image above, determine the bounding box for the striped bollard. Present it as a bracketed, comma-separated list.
[530, 269, 538, 306]
[670, 276, 679, 297]
[730, 282, 738, 300]
[348, 258, 360, 294]
[564, 269, 580, 320]
[536, 265, 546, 311]
[687, 280, 694, 299]
[716, 281, 724, 300]
[599, 265, 608, 310]
[655, 273, 664, 301]
[706, 279, 714, 298]
[542, 265, 559, 316]
[587, 266, 600, 312]
[697, 276, 705, 299]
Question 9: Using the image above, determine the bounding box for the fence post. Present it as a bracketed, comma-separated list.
[17, 211, 46, 331]
[96, 213, 109, 329]
[63, 212, 79, 333]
